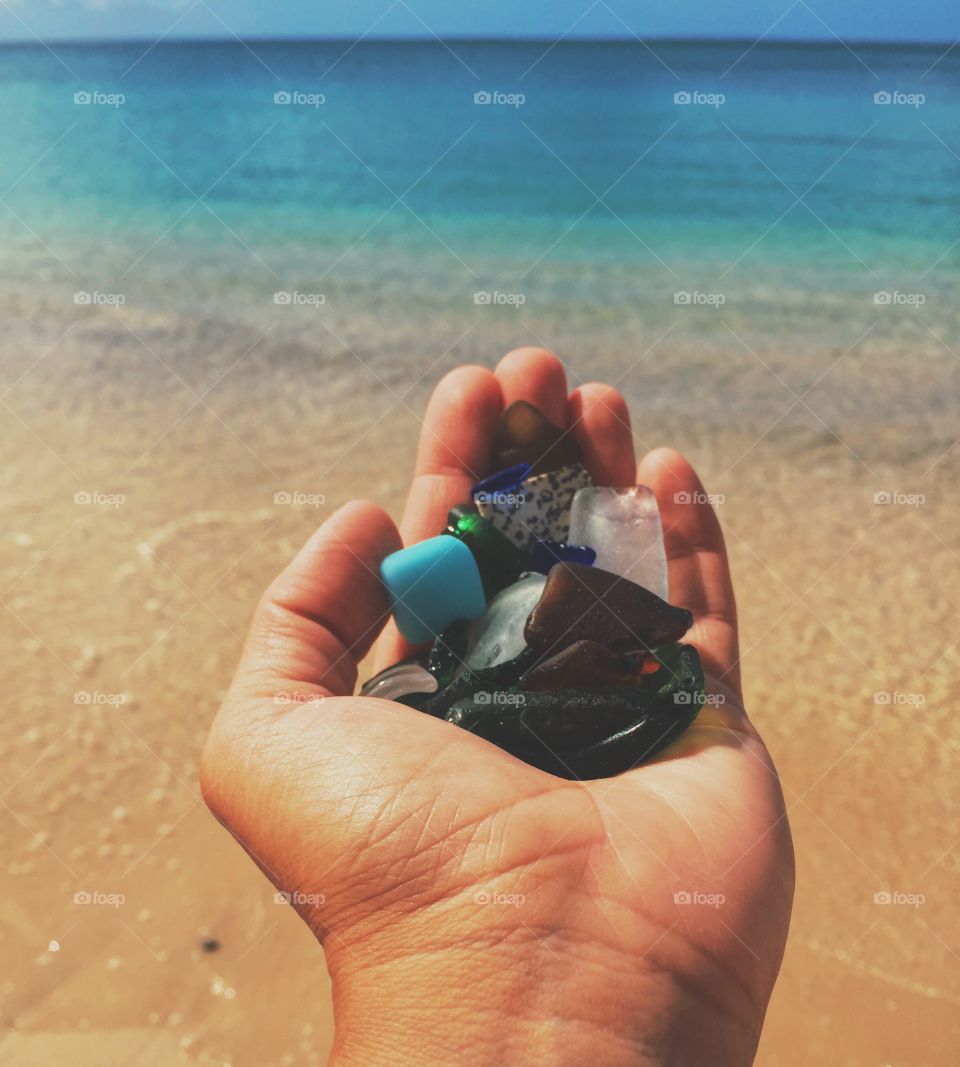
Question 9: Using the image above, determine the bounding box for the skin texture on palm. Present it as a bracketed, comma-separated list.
[201, 348, 795, 1066]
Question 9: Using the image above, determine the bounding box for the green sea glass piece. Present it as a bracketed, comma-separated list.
[425, 619, 470, 690]
[418, 646, 538, 719]
[445, 643, 704, 779]
[444, 504, 526, 599]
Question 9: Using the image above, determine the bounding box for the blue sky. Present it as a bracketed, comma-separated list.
[0, 0, 956, 43]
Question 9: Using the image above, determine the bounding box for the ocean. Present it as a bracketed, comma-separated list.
[1, 39, 958, 443]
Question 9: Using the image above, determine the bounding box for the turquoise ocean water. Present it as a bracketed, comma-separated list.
[0, 39, 957, 438]
[2, 40, 957, 292]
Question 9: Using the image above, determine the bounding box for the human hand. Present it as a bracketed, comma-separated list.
[201, 347, 794, 1066]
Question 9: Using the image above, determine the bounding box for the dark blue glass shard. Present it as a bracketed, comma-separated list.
[471, 463, 532, 502]
[528, 539, 597, 574]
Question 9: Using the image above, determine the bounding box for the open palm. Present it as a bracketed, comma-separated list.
[202, 348, 794, 1065]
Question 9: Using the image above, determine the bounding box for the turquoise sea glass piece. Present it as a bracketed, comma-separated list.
[444, 504, 526, 599]
[380, 535, 487, 644]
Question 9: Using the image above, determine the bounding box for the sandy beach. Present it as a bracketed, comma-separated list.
[1, 296, 958, 1065]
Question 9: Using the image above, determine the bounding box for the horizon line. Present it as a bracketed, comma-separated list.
[0, 33, 956, 49]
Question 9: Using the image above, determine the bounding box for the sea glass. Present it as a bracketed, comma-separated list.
[446, 643, 704, 779]
[520, 639, 642, 692]
[373, 402, 705, 778]
[471, 463, 531, 504]
[360, 661, 439, 701]
[380, 535, 486, 644]
[568, 486, 668, 600]
[476, 463, 592, 550]
[419, 645, 539, 719]
[528, 539, 596, 575]
[491, 400, 582, 475]
[444, 504, 526, 599]
[462, 572, 547, 672]
[425, 618, 471, 690]
[524, 562, 692, 657]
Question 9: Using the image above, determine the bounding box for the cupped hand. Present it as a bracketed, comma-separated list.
[201, 348, 794, 1067]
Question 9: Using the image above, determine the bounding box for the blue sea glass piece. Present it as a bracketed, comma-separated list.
[380, 535, 487, 644]
[529, 539, 597, 575]
[471, 463, 532, 504]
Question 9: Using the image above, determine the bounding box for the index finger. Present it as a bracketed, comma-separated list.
[397, 364, 503, 546]
[376, 365, 503, 666]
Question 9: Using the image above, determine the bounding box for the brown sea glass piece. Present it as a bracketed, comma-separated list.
[521, 639, 641, 692]
[491, 400, 582, 476]
[524, 562, 693, 657]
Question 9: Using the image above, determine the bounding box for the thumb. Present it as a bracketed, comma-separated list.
[239, 499, 402, 697]
[199, 500, 401, 892]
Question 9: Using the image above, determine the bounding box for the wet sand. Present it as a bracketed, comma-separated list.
[2, 303, 959, 1065]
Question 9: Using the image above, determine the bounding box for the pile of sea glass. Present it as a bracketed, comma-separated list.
[362, 400, 705, 780]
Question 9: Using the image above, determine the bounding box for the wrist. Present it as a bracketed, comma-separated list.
[325, 925, 761, 1067]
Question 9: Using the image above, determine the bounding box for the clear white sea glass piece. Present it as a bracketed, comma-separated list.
[568, 486, 668, 601]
